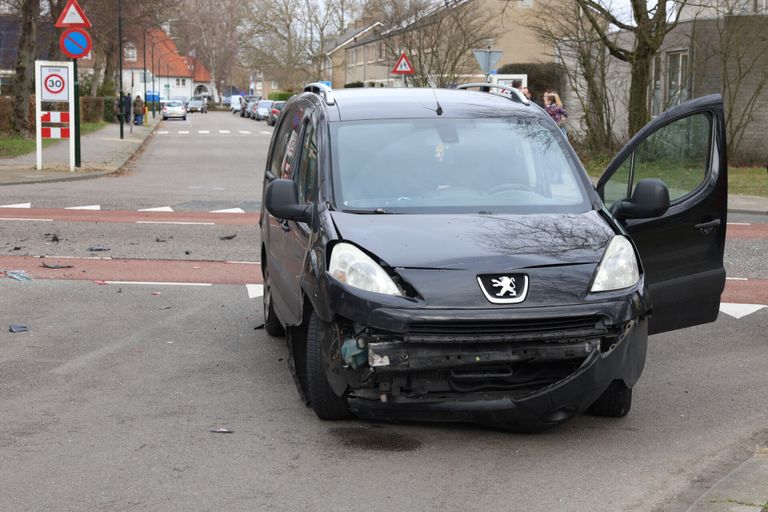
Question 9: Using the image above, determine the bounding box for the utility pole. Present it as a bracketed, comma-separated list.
[118, 0, 124, 139]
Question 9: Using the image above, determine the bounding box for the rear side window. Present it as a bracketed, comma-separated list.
[269, 105, 304, 179]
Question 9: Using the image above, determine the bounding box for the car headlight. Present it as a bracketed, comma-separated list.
[590, 236, 640, 292]
[328, 243, 402, 296]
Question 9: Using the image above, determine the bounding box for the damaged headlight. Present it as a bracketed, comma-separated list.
[328, 242, 402, 296]
[590, 235, 640, 292]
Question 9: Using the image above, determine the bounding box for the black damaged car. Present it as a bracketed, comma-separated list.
[259, 82, 727, 431]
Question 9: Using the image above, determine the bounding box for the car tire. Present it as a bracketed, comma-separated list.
[162, 116, 167, 121]
[306, 311, 353, 421]
[262, 266, 285, 337]
[183, 116, 187, 121]
[589, 380, 632, 417]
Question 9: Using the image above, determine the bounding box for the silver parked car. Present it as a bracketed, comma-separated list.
[162, 100, 187, 121]
[254, 99, 274, 120]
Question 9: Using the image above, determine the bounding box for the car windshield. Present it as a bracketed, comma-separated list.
[258, 100, 272, 107]
[330, 118, 591, 214]
[167, 101, 183, 107]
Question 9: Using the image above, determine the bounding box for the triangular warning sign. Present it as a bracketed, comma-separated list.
[392, 53, 415, 75]
[55, 0, 92, 28]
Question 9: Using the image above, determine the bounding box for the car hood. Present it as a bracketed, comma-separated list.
[329, 210, 615, 271]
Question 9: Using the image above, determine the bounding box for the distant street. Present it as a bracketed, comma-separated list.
[0, 111, 766, 512]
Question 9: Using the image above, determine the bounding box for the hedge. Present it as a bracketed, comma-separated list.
[268, 91, 295, 101]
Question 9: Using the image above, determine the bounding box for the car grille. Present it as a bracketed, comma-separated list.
[404, 316, 606, 344]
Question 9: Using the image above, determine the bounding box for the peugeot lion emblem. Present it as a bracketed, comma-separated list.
[477, 273, 529, 304]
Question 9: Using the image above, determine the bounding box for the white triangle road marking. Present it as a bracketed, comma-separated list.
[178, 131, 189, 134]
[0, 203, 31, 208]
[246, 284, 263, 299]
[65, 205, 100, 210]
[138, 206, 174, 212]
[219, 130, 231, 134]
[238, 130, 251, 134]
[719, 303, 766, 319]
[198, 130, 210, 134]
[210, 208, 245, 213]
[259, 131, 271, 135]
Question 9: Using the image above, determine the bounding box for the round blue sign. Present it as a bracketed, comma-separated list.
[59, 28, 92, 59]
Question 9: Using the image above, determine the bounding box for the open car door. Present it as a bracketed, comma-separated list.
[597, 94, 727, 334]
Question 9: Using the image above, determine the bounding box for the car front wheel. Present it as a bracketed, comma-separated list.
[307, 312, 353, 420]
[589, 380, 632, 417]
[262, 266, 285, 337]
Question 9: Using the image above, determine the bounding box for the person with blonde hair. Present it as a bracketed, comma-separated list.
[544, 93, 568, 135]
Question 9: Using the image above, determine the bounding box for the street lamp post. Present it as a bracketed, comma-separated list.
[118, 0, 124, 139]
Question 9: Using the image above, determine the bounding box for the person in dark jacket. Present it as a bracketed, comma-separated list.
[122, 94, 132, 126]
[133, 95, 144, 125]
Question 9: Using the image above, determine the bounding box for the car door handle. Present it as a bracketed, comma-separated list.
[280, 220, 291, 232]
[695, 219, 720, 234]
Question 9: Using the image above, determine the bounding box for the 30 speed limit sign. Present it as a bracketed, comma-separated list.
[40, 66, 69, 101]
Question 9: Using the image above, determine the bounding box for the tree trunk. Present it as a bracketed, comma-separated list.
[12, 0, 39, 136]
[99, 43, 117, 96]
[627, 50, 652, 135]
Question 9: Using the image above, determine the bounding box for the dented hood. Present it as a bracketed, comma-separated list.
[329, 210, 615, 271]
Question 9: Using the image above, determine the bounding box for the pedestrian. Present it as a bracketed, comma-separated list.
[122, 93, 132, 126]
[544, 93, 568, 135]
[133, 95, 144, 125]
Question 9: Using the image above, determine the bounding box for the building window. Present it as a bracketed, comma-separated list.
[379, 42, 386, 61]
[140, 71, 151, 83]
[271, 81, 279, 89]
[176, 78, 180, 86]
[666, 51, 689, 107]
[124, 43, 137, 61]
[356, 47, 364, 65]
[182, 78, 186, 86]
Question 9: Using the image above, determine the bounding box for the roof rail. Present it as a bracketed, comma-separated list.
[456, 83, 530, 106]
[303, 82, 336, 105]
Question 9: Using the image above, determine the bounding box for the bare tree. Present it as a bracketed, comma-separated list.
[690, 5, 768, 161]
[11, 0, 37, 136]
[379, 0, 498, 87]
[576, 0, 688, 135]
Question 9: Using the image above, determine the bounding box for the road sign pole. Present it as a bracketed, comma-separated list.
[35, 61, 42, 170]
[73, 58, 80, 168]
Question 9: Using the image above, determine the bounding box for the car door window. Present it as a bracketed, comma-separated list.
[294, 121, 318, 205]
[602, 112, 712, 208]
[268, 106, 303, 179]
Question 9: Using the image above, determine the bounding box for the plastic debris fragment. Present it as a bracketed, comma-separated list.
[5, 270, 31, 281]
[9, 324, 28, 333]
[220, 234, 237, 240]
[88, 245, 110, 252]
[210, 428, 234, 434]
[41, 262, 73, 269]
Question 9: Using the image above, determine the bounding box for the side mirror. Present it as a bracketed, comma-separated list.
[265, 179, 312, 223]
[612, 178, 670, 221]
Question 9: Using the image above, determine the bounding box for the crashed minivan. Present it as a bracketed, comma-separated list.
[259, 83, 727, 431]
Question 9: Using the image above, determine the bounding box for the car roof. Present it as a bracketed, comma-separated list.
[318, 88, 543, 122]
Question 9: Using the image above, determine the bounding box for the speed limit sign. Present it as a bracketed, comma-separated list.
[40, 65, 69, 101]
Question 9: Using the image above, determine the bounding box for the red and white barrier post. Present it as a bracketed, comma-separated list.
[35, 60, 75, 171]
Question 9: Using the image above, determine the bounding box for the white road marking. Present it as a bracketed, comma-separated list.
[210, 208, 245, 213]
[719, 303, 766, 319]
[0, 203, 31, 208]
[219, 130, 231, 134]
[157, 130, 169, 134]
[198, 130, 210, 134]
[246, 284, 264, 299]
[726, 277, 748, 281]
[104, 281, 213, 286]
[188, 186, 203, 190]
[238, 130, 251, 134]
[135, 221, 215, 225]
[259, 131, 271, 135]
[225, 261, 261, 265]
[178, 130, 190, 134]
[0, 217, 53, 222]
[65, 205, 101, 210]
[727, 222, 751, 226]
[138, 206, 174, 212]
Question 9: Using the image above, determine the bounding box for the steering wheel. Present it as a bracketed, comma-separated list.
[487, 183, 534, 195]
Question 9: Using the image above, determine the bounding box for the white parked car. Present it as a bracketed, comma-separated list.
[162, 100, 187, 121]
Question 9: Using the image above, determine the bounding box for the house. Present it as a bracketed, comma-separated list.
[335, 0, 553, 88]
[559, 5, 768, 163]
[319, 21, 383, 88]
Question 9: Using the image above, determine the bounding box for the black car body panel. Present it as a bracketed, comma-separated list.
[260, 87, 727, 430]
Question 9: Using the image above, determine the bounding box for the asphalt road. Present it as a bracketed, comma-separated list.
[0, 112, 766, 512]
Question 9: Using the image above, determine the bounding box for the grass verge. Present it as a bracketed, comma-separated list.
[0, 121, 108, 159]
[585, 160, 768, 198]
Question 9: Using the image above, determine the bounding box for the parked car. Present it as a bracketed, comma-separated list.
[171, 96, 189, 108]
[254, 99, 274, 120]
[187, 98, 208, 113]
[223, 96, 232, 107]
[230, 94, 243, 114]
[267, 100, 286, 126]
[260, 83, 727, 431]
[240, 95, 260, 117]
[245, 99, 260, 119]
[161, 100, 186, 121]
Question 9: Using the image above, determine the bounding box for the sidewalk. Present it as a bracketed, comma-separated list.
[0, 115, 159, 185]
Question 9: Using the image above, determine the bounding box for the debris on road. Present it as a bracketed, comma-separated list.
[88, 245, 110, 252]
[9, 324, 28, 333]
[220, 234, 237, 240]
[44, 233, 60, 243]
[158, 306, 172, 310]
[5, 270, 32, 281]
[210, 427, 234, 434]
[185, 250, 191, 255]
[156, 237, 167, 243]
[41, 262, 74, 269]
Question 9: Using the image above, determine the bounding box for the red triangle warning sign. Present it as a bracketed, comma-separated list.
[392, 53, 415, 75]
[55, 0, 92, 28]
